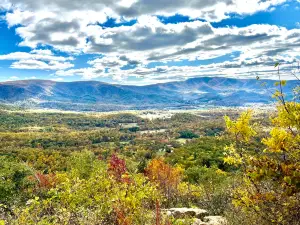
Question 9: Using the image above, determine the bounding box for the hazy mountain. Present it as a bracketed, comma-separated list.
[0, 77, 298, 111]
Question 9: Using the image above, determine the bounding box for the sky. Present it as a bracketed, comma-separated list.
[0, 0, 300, 85]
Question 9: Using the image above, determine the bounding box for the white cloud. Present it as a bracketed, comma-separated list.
[1, 0, 288, 22]
[0, 51, 74, 61]
[4, 76, 20, 82]
[0, 50, 75, 70]
[30, 49, 53, 55]
[51, 22, 300, 82]
[2, 20, 299, 82]
[1, 0, 300, 83]
[55, 67, 107, 79]
[55, 57, 299, 84]
[11, 59, 74, 70]
[0, 0, 290, 53]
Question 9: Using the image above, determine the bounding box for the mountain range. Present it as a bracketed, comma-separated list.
[0, 77, 298, 111]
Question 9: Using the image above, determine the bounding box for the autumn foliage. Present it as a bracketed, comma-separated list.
[145, 158, 182, 201]
[224, 101, 300, 224]
[0, 71, 299, 225]
[108, 154, 130, 183]
[30, 172, 57, 190]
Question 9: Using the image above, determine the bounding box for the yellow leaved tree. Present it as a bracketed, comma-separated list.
[224, 64, 300, 224]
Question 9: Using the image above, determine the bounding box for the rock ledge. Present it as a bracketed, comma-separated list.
[164, 208, 227, 225]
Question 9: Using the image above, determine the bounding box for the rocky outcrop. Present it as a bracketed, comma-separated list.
[164, 208, 227, 225]
[193, 216, 227, 225]
[165, 208, 209, 220]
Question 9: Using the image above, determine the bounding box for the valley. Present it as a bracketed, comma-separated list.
[0, 77, 297, 111]
[0, 105, 275, 224]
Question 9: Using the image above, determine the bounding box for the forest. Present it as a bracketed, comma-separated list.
[0, 80, 299, 225]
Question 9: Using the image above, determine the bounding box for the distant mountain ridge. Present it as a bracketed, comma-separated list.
[0, 77, 298, 111]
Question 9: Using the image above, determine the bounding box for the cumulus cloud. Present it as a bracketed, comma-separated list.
[1, 0, 288, 22]
[0, 0, 300, 83]
[0, 50, 74, 70]
[0, 0, 290, 53]
[11, 59, 74, 70]
[55, 56, 299, 84]
[85, 17, 214, 55]
[55, 67, 106, 80]
[86, 22, 300, 66]
[0, 51, 74, 61]
[9, 76, 19, 80]
[51, 22, 300, 82]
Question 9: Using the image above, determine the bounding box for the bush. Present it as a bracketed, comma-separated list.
[178, 130, 199, 139]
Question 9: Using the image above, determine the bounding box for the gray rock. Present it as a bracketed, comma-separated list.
[203, 216, 227, 225]
[164, 208, 227, 225]
[165, 208, 209, 220]
[192, 219, 207, 225]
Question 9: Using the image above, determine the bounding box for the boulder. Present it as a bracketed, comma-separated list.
[203, 216, 227, 225]
[165, 208, 209, 220]
[164, 208, 227, 225]
[192, 219, 206, 225]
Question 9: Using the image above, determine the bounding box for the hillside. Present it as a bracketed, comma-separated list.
[0, 77, 298, 111]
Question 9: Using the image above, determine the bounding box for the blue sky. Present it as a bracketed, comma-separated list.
[0, 0, 300, 84]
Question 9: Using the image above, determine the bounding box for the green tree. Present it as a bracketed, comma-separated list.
[0, 157, 33, 205]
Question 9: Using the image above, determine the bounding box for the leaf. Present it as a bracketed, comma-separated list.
[281, 80, 287, 86]
[284, 176, 292, 185]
